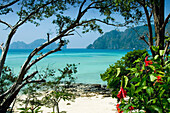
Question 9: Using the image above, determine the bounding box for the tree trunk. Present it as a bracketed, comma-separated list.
[56, 102, 59, 113]
[53, 105, 55, 113]
[0, 83, 24, 112]
[152, 0, 165, 50]
[0, 29, 16, 77]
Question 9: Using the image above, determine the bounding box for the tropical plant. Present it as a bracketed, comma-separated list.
[101, 49, 149, 99]
[17, 107, 42, 113]
[42, 64, 77, 113]
[17, 64, 77, 113]
[116, 52, 169, 113]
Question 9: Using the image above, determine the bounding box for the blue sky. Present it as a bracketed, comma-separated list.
[0, 1, 170, 48]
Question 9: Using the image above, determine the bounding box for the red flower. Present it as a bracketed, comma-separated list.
[117, 87, 127, 99]
[154, 70, 156, 73]
[156, 76, 163, 84]
[153, 76, 163, 86]
[116, 104, 123, 113]
[116, 104, 120, 108]
[129, 106, 134, 110]
[145, 56, 153, 66]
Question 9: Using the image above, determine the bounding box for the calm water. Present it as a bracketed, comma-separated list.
[2, 49, 131, 84]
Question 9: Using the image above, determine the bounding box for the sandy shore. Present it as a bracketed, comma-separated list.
[14, 95, 118, 113]
[13, 83, 118, 113]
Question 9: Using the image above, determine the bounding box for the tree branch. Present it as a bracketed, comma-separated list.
[0, 19, 13, 29]
[25, 41, 65, 72]
[163, 41, 170, 58]
[23, 71, 38, 81]
[14, 0, 54, 29]
[140, 0, 155, 57]
[0, 43, 4, 51]
[26, 79, 46, 84]
[78, 0, 86, 16]
[161, 13, 170, 31]
[0, 0, 19, 10]
[140, 35, 150, 46]
[0, 1, 55, 78]
[78, 18, 120, 27]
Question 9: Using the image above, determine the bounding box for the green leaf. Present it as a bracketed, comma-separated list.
[165, 60, 170, 65]
[167, 98, 170, 103]
[133, 58, 141, 64]
[168, 77, 170, 83]
[130, 83, 135, 96]
[147, 98, 157, 104]
[150, 74, 157, 82]
[127, 68, 137, 72]
[123, 103, 132, 110]
[159, 50, 165, 56]
[146, 87, 154, 97]
[124, 76, 128, 88]
[159, 89, 165, 98]
[152, 46, 159, 52]
[135, 87, 142, 93]
[157, 71, 165, 75]
[116, 68, 120, 77]
[142, 86, 147, 89]
[154, 55, 159, 60]
[148, 65, 155, 70]
[130, 77, 140, 82]
[151, 105, 163, 113]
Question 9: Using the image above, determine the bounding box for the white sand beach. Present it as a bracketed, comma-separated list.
[14, 95, 118, 113]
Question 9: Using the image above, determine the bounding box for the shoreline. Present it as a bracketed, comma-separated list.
[63, 83, 112, 97]
[13, 83, 118, 113]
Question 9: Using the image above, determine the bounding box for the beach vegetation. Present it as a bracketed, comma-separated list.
[101, 0, 170, 112]
[17, 64, 77, 113]
[101, 49, 149, 98]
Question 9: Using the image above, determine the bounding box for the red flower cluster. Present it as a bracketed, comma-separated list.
[145, 56, 153, 66]
[117, 87, 127, 99]
[116, 104, 134, 113]
[116, 104, 123, 113]
[156, 76, 162, 83]
[129, 106, 134, 110]
[153, 75, 163, 86]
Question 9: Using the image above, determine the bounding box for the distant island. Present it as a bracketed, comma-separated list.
[10, 39, 67, 49]
[87, 24, 170, 49]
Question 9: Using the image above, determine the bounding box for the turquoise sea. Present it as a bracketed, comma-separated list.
[3, 49, 132, 84]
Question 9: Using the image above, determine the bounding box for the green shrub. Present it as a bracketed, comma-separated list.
[100, 49, 149, 98]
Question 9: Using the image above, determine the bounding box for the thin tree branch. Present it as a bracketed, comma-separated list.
[149, 10, 153, 19]
[0, 1, 55, 77]
[0, 20, 13, 29]
[140, 35, 150, 46]
[14, 0, 54, 29]
[163, 41, 170, 58]
[25, 40, 65, 72]
[0, 43, 4, 51]
[26, 79, 46, 84]
[161, 13, 170, 31]
[78, 18, 120, 27]
[0, 0, 19, 10]
[81, 0, 104, 17]
[23, 71, 38, 81]
[140, 0, 155, 57]
[78, 0, 86, 16]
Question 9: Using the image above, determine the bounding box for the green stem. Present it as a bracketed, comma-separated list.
[121, 76, 123, 87]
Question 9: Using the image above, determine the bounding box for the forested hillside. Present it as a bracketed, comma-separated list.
[87, 24, 170, 49]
